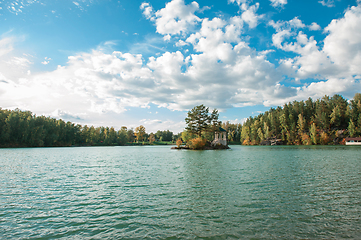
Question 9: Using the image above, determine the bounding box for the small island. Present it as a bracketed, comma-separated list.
[171, 104, 230, 150]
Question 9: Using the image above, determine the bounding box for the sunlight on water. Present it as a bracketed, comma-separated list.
[1, 146, 360, 239]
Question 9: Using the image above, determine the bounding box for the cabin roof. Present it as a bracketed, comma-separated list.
[345, 137, 361, 141]
[217, 127, 227, 132]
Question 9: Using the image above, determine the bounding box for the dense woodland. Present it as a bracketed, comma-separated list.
[235, 93, 361, 145]
[0, 109, 177, 147]
[0, 93, 360, 147]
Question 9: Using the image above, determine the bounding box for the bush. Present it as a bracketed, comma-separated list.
[176, 139, 182, 148]
[188, 137, 206, 150]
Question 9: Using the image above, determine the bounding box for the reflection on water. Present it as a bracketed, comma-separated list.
[1, 146, 360, 239]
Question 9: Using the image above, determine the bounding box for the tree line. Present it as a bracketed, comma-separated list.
[181, 93, 361, 146]
[237, 93, 361, 145]
[1, 93, 360, 148]
[0, 108, 177, 148]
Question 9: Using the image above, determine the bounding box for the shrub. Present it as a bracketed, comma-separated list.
[188, 137, 206, 150]
[320, 131, 329, 145]
[176, 139, 182, 148]
[301, 133, 311, 145]
[242, 138, 250, 145]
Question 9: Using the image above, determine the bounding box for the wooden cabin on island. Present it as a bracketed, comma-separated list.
[345, 137, 361, 145]
[212, 127, 227, 146]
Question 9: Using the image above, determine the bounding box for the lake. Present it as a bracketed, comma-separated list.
[1, 145, 360, 239]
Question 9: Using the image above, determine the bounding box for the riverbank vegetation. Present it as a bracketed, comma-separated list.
[0, 109, 179, 148]
[239, 93, 361, 145]
[0, 93, 360, 148]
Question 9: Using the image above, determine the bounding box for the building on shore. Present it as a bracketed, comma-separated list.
[345, 137, 361, 145]
[212, 127, 227, 146]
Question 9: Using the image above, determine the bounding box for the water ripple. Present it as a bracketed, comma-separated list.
[1, 146, 360, 239]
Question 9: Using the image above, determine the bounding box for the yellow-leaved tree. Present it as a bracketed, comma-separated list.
[134, 125, 146, 142]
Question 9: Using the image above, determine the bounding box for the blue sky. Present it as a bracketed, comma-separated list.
[1, 0, 360, 133]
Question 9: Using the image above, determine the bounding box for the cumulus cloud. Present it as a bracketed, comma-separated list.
[0, 38, 283, 118]
[269, 17, 306, 50]
[309, 22, 321, 31]
[269, 17, 306, 32]
[2, 0, 361, 132]
[268, 4, 361, 101]
[270, 0, 287, 8]
[229, 1, 263, 28]
[51, 109, 84, 121]
[142, 0, 201, 36]
[323, 5, 361, 76]
[240, 3, 263, 28]
[140, 2, 155, 20]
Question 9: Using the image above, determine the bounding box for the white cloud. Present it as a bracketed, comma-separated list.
[319, 0, 335, 7]
[269, 17, 306, 32]
[0, 38, 33, 81]
[309, 22, 321, 31]
[0, 37, 14, 56]
[8, 56, 32, 67]
[175, 39, 189, 47]
[323, 5, 361, 76]
[228, 0, 249, 6]
[228, 1, 263, 29]
[143, 0, 201, 36]
[4, 0, 92, 14]
[277, 32, 336, 79]
[140, 2, 155, 20]
[51, 109, 84, 121]
[270, 0, 287, 8]
[240, 3, 263, 29]
[163, 34, 171, 41]
[41, 57, 52, 65]
[268, 5, 361, 103]
[0, 2, 313, 122]
[0, 38, 283, 119]
[269, 17, 306, 49]
[276, 5, 361, 80]
[3, 0, 361, 132]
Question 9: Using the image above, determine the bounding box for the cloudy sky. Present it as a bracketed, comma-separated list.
[1, 0, 360, 133]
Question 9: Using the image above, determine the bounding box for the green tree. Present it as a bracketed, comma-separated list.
[105, 127, 117, 145]
[185, 104, 220, 137]
[297, 114, 306, 135]
[181, 130, 195, 143]
[348, 120, 356, 137]
[263, 122, 270, 140]
[240, 125, 250, 145]
[310, 123, 318, 145]
[127, 128, 135, 143]
[118, 126, 129, 145]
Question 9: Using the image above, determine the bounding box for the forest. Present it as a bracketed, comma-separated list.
[0, 109, 177, 147]
[235, 93, 361, 145]
[0, 93, 360, 147]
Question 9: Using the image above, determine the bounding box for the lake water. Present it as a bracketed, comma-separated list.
[1, 145, 360, 239]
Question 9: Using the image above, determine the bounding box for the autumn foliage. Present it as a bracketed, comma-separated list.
[188, 137, 207, 150]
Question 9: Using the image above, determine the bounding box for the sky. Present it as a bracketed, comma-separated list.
[0, 0, 361, 134]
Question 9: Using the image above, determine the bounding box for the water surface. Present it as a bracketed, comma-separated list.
[1, 145, 360, 239]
